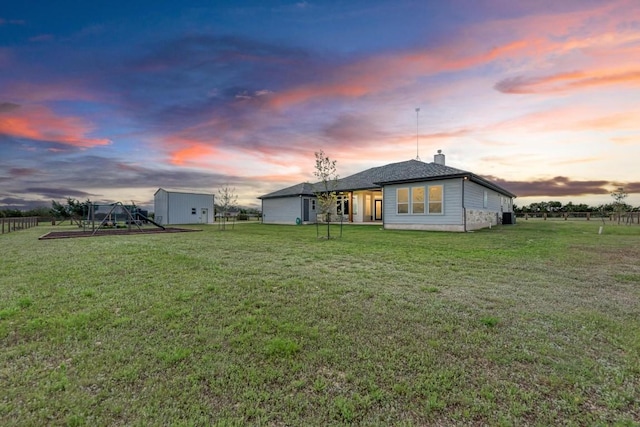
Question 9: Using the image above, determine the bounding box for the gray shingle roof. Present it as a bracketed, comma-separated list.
[259, 159, 516, 199]
[341, 159, 467, 190]
[258, 182, 316, 199]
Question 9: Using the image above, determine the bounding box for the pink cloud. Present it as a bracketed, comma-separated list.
[263, 38, 534, 110]
[495, 69, 640, 93]
[261, 2, 639, 111]
[610, 135, 638, 145]
[0, 105, 110, 148]
[169, 143, 219, 166]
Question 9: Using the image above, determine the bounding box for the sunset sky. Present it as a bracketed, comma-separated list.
[1, 0, 639, 211]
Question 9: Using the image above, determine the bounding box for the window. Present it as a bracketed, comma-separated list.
[397, 188, 409, 214]
[365, 194, 371, 218]
[336, 194, 349, 215]
[428, 186, 443, 214]
[191, 208, 197, 215]
[398, 185, 442, 214]
[412, 187, 425, 214]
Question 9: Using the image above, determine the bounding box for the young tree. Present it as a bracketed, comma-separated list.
[313, 150, 339, 239]
[611, 187, 629, 224]
[50, 198, 92, 226]
[217, 185, 238, 230]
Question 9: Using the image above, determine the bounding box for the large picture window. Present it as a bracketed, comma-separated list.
[397, 185, 443, 215]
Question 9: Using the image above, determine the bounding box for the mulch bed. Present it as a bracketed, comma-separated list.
[38, 227, 201, 240]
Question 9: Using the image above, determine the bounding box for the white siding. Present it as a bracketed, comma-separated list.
[153, 189, 214, 225]
[383, 179, 464, 231]
[262, 197, 302, 224]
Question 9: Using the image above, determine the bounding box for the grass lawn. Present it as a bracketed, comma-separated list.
[1, 221, 639, 426]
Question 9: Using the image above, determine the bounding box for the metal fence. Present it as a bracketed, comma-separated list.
[1, 217, 40, 234]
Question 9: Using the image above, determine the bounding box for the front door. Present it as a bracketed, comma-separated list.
[201, 208, 208, 223]
[303, 199, 310, 222]
[374, 200, 383, 221]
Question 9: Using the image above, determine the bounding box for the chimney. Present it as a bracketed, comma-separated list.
[434, 149, 445, 165]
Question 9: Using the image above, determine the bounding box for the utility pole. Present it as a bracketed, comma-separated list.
[415, 107, 421, 161]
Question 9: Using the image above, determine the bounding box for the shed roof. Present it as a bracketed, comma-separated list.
[154, 188, 215, 197]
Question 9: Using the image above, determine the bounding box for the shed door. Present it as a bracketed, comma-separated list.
[303, 199, 310, 222]
[201, 208, 208, 223]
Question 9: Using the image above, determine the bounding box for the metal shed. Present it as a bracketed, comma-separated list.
[153, 188, 215, 225]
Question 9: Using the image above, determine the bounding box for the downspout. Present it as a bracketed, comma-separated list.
[261, 199, 264, 224]
[462, 177, 467, 232]
[381, 187, 385, 228]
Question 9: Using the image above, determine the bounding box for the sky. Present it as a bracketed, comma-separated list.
[1, 0, 639, 211]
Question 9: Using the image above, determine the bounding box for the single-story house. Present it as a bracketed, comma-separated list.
[154, 188, 215, 225]
[258, 151, 516, 231]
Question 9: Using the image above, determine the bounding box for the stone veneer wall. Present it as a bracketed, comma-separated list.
[466, 209, 499, 231]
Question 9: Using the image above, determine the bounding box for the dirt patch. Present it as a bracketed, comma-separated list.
[38, 227, 200, 240]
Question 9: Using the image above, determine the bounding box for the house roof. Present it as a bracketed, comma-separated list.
[258, 159, 516, 199]
[258, 182, 317, 199]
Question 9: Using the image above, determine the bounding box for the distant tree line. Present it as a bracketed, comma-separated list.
[0, 206, 52, 218]
[515, 201, 637, 214]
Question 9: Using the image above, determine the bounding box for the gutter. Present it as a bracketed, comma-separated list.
[462, 176, 467, 232]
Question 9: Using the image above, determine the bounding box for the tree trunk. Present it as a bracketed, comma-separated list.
[326, 212, 330, 238]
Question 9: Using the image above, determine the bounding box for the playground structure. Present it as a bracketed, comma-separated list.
[82, 202, 162, 234]
[40, 202, 199, 240]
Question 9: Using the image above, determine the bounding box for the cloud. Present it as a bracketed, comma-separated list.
[610, 135, 638, 145]
[24, 187, 93, 199]
[9, 167, 38, 177]
[169, 143, 219, 166]
[0, 102, 20, 113]
[2, 82, 98, 104]
[322, 113, 385, 143]
[0, 105, 110, 148]
[495, 69, 640, 94]
[486, 175, 619, 197]
[97, 3, 640, 170]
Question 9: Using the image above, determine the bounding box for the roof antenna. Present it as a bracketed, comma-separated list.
[415, 107, 421, 161]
